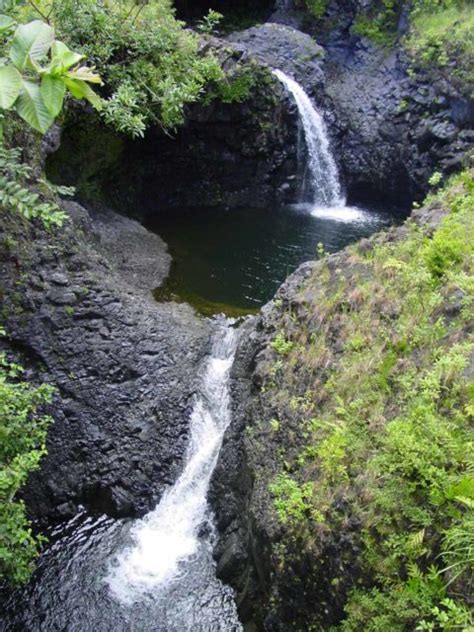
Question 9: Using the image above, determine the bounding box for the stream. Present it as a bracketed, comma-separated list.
[3, 71, 406, 631]
[4, 318, 242, 632]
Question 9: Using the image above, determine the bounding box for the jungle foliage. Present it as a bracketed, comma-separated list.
[0, 329, 54, 585]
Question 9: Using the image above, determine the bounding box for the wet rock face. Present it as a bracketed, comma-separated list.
[128, 82, 299, 213]
[48, 18, 471, 214]
[323, 42, 474, 204]
[0, 202, 211, 522]
[48, 60, 300, 215]
[228, 20, 473, 205]
[226, 23, 325, 88]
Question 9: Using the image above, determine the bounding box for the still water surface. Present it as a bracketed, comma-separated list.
[148, 202, 405, 315]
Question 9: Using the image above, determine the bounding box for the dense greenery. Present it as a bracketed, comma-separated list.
[0, 144, 69, 226]
[0, 330, 54, 585]
[26, 0, 224, 137]
[405, 2, 473, 88]
[266, 170, 474, 629]
[345, 0, 474, 88]
[0, 1, 227, 137]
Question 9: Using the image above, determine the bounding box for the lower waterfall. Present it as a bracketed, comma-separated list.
[106, 316, 239, 602]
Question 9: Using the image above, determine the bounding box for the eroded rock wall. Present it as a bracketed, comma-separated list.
[0, 201, 211, 523]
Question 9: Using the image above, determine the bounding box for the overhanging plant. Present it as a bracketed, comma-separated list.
[0, 16, 103, 134]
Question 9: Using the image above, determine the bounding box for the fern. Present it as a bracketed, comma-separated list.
[0, 146, 67, 228]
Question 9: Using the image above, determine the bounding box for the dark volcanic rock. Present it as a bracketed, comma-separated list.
[226, 23, 325, 87]
[0, 201, 210, 522]
[48, 56, 300, 215]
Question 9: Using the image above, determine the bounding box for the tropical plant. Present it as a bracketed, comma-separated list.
[47, 0, 223, 136]
[0, 16, 102, 133]
[0, 144, 67, 226]
[0, 330, 54, 585]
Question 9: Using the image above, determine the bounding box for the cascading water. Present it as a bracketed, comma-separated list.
[106, 316, 240, 605]
[4, 317, 243, 631]
[272, 69, 356, 217]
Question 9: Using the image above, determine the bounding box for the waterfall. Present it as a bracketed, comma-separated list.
[106, 317, 239, 603]
[273, 69, 345, 209]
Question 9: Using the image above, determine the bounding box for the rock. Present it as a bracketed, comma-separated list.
[227, 24, 325, 89]
[210, 202, 456, 629]
[0, 201, 211, 524]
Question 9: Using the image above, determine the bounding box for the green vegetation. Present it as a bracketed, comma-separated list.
[212, 62, 260, 104]
[351, 0, 402, 46]
[406, 2, 474, 88]
[265, 170, 474, 629]
[0, 145, 67, 227]
[271, 332, 295, 356]
[35, 0, 223, 137]
[301, 0, 329, 20]
[0, 16, 102, 133]
[350, 0, 473, 88]
[0, 330, 54, 584]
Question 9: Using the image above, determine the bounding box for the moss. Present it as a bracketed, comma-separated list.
[153, 282, 258, 318]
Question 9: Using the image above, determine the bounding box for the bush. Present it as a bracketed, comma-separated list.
[263, 169, 474, 629]
[42, 0, 224, 136]
[405, 2, 474, 88]
[0, 335, 54, 585]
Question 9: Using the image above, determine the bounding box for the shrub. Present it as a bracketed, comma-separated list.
[261, 169, 474, 628]
[405, 2, 474, 88]
[0, 335, 54, 585]
[44, 0, 224, 136]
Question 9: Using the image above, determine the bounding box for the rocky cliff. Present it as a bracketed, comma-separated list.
[211, 169, 474, 629]
[0, 200, 211, 523]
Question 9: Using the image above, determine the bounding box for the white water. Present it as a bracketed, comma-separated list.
[273, 69, 344, 209]
[106, 317, 238, 603]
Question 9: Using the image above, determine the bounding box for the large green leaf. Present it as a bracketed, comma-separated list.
[10, 20, 54, 70]
[64, 78, 102, 110]
[41, 74, 66, 117]
[50, 40, 83, 73]
[0, 65, 21, 109]
[0, 14, 16, 34]
[15, 79, 54, 133]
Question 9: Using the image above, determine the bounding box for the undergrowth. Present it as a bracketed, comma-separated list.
[0, 146, 69, 228]
[348, 0, 473, 90]
[0, 329, 54, 585]
[265, 169, 474, 629]
[405, 2, 474, 89]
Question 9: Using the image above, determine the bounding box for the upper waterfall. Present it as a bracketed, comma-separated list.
[273, 69, 344, 208]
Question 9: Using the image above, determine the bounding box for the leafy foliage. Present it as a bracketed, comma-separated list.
[0, 144, 66, 226]
[0, 332, 54, 585]
[301, 0, 329, 20]
[263, 169, 474, 629]
[0, 16, 102, 133]
[405, 2, 473, 88]
[43, 0, 224, 136]
[349, 0, 473, 88]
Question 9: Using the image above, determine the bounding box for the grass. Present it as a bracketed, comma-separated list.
[257, 168, 474, 629]
[406, 2, 474, 88]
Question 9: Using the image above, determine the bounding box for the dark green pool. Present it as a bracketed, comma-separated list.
[146, 203, 405, 316]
